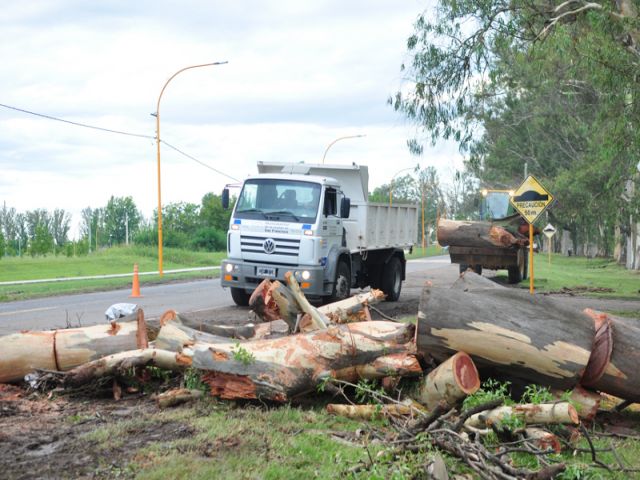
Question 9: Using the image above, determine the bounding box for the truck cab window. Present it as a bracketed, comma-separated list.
[324, 188, 337, 216]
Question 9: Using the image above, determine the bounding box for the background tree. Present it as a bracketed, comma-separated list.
[50, 209, 71, 250]
[103, 196, 141, 245]
[392, 0, 640, 263]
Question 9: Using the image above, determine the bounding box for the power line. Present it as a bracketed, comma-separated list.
[162, 140, 239, 181]
[0, 102, 239, 181]
[0, 102, 154, 139]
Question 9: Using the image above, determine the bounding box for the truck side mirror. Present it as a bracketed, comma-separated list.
[340, 197, 351, 218]
[222, 188, 230, 210]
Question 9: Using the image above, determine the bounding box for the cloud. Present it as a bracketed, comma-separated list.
[0, 0, 462, 238]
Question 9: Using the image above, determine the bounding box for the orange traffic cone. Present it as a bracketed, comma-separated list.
[130, 263, 142, 298]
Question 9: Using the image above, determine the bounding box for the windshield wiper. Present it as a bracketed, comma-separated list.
[267, 210, 300, 221]
[236, 208, 267, 218]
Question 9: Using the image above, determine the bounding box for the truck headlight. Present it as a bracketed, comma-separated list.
[225, 263, 234, 273]
[301, 270, 311, 280]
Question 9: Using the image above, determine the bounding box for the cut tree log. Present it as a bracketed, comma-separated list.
[156, 388, 203, 408]
[416, 273, 640, 402]
[248, 278, 385, 330]
[0, 312, 148, 383]
[186, 321, 418, 402]
[585, 311, 640, 402]
[326, 403, 418, 420]
[414, 352, 480, 410]
[63, 348, 190, 386]
[155, 311, 242, 352]
[416, 274, 612, 391]
[553, 385, 601, 421]
[464, 402, 579, 429]
[158, 310, 255, 339]
[284, 272, 328, 331]
[437, 218, 528, 249]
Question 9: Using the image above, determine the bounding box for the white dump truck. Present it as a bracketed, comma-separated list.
[220, 162, 418, 305]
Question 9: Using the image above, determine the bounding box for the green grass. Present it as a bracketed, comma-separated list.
[496, 253, 640, 299]
[405, 244, 443, 259]
[84, 400, 385, 480]
[0, 245, 225, 302]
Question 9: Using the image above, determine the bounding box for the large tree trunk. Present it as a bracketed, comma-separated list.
[437, 218, 527, 249]
[0, 312, 148, 383]
[183, 321, 419, 402]
[416, 273, 640, 402]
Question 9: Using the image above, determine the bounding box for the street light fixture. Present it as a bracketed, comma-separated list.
[389, 166, 415, 207]
[321, 134, 365, 164]
[154, 61, 228, 276]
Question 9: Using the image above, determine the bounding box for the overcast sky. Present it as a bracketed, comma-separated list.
[0, 0, 463, 237]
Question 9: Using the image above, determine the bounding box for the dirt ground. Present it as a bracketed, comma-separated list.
[2, 269, 639, 479]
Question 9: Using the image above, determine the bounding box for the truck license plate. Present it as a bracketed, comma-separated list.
[256, 267, 276, 278]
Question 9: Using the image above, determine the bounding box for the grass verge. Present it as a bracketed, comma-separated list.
[0, 246, 225, 302]
[495, 253, 640, 299]
[405, 244, 443, 259]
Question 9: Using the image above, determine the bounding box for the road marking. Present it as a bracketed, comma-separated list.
[0, 306, 57, 317]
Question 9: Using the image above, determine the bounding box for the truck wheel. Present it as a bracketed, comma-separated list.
[508, 252, 528, 284]
[328, 260, 351, 303]
[382, 256, 402, 302]
[459, 264, 469, 274]
[474, 265, 483, 275]
[230, 287, 250, 306]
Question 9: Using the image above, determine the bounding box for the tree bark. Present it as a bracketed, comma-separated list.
[524, 428, 561, 453]
[156, 388, 203, 408]
[0, 313, 148, 383]
[188, 321, 418, 402]
[415, 352, 480, 410]
[437, 218, 527, 249]
[416, 278, 600, 390]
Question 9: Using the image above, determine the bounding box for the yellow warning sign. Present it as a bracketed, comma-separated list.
[510, 175, 554, 224]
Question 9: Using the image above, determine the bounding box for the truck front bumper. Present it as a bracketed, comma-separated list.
[220, 260, 328, 297]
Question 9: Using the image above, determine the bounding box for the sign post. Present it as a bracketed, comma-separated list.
[543, 223, 557, 265]
[510, 175, 554, 294]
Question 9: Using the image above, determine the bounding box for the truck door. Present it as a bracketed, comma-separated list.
[322, 187, 343, 249]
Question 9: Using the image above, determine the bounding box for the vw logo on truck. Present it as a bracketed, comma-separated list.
[263, 238, 276, 254]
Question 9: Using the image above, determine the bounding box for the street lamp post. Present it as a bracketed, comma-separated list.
[155, 61, 227, 276]
[321, 134, 365, 164]
[389, 166, 414, 207]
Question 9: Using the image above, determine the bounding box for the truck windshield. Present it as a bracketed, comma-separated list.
[235, 179, 321, 223]
[483, 192, 513, 220]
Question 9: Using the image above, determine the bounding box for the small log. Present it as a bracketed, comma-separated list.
[155, 312, 239, 352]
[156, 388, 203, 408]
[415, 352, 480, 410]
[285, 272, 328, 331]
[318, 290, 385, 324]
[464, 402, 579, 429]
[437, 218, 527, 249]
[553, 385, 601, 421]
[524, 428, 562, 453]
[0, 315, 148, 383]
[326, 403, 416, 420]
[64, 348, 189, 387]
[159, 310, 255, 339]
[331, 353, 422, 382]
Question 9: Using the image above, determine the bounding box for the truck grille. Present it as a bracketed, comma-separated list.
[240, 235, 300, 257]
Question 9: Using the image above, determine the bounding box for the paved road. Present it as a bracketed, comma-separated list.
[0, 256, 454, 334]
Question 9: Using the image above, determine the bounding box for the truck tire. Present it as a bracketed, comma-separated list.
[459, 264, 482, 275]
[328, 260, 351, 303]
[508, 254, 528, 284]
[459, 264, 469, 274]
[230, 287, 250, 306]
[382, 256, 402, 302]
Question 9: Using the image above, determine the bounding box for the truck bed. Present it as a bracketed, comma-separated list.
[345, 201, 418, 253]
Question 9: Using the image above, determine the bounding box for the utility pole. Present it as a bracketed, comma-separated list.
[125, 212, 129, 245]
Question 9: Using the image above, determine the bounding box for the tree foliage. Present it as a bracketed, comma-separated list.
[393, 0, 640, 256]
